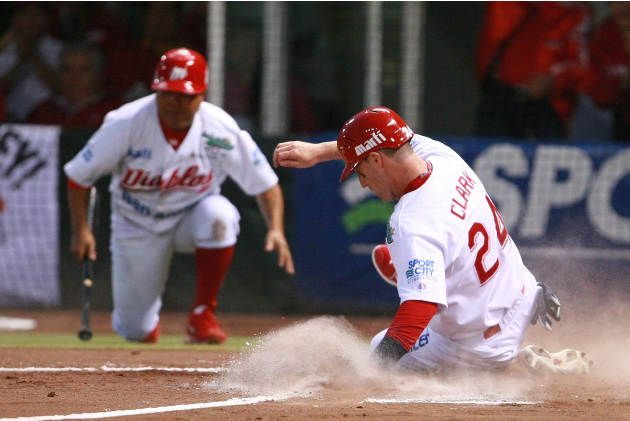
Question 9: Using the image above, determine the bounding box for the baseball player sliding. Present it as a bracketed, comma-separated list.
[65, 48, 294, 344]
[274, 107, 592, 374]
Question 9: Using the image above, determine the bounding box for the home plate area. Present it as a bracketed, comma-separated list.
[1, 311, 628, 420]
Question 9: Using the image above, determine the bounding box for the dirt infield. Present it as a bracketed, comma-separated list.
[1, 309, 629, 420]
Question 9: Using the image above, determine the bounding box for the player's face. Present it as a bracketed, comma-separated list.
[156, 91, 205, 131]
[355, 155, 396, 202]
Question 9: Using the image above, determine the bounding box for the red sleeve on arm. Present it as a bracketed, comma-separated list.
[67, 178, 91, 190]
[384, 300, 438, 351]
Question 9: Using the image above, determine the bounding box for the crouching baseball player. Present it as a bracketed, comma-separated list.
[66, 48, 294, 344]
[274, 107, 592, 374]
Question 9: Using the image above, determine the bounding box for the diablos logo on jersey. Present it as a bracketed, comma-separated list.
[120, 166, 213, 193]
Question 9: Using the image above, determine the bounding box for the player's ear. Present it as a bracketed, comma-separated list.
[368, 151, 385, 168]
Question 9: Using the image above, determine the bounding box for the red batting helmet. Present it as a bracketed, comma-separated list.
[337, 106, 414, 182]
[151, 48, 208, 95]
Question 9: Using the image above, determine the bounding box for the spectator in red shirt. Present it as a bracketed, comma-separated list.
[475, 2, 592, 140]
[27, 44, 120, 128]
[584, 2, 630, 142]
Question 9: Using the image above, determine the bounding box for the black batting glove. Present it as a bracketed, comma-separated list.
[373, 336, 407, 366]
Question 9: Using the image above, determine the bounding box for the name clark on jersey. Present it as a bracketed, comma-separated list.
[121, 165, 213, 193]
[450, 171, 477, 220]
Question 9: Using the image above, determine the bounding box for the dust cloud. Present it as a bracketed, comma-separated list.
[213, 316, 539, 402]
[519, 261, 630, 391]
[210, 270, 630, 402]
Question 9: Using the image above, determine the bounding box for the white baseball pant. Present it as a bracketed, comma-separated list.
[110, 194, 240, 340]
[370, 279, 538, 372]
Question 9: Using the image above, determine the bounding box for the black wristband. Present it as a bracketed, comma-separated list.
[374, 336, 407, 364]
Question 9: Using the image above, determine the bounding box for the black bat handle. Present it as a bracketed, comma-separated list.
[82, 258, 94, 282]
[78, 258, 94, 341]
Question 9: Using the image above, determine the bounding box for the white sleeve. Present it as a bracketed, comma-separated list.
[389, 233, 447, 306]
[63, 114, 131, 186]
[223, 130, 279, 195]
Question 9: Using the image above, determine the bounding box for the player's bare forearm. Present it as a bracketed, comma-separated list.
[255, 184, 295, 274]
[273, 140, 340, 168]
[68, 187, 97, 262]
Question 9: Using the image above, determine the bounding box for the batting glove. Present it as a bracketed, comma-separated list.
[530, 281, 561, 331]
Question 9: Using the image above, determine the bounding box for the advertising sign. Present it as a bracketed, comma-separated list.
[292, 136, 630, 309]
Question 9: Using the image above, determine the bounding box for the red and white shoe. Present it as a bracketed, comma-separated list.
[371, 244, 397, 286]
[186, 305, 227, 344]
[141, 323, 160, 343]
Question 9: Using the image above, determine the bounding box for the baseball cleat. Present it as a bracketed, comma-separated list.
[186, 305, 227, 344]
[372, 244, 397, 286]
[519, 345, 593, 375]
[141, 323, 160, 343]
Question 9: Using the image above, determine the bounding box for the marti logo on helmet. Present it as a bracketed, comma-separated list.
[354, 131, 387, 156]
[169, 66, 188, 81]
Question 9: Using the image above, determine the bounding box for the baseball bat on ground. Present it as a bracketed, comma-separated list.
[78, 187, 98, 341]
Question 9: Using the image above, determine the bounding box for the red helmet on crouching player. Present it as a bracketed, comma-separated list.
[151, 48, 208, 95]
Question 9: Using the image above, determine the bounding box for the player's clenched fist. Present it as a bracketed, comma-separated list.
[273, 141, 340, 169]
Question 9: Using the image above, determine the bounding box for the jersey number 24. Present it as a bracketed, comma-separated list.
[468, 195, 509, 285]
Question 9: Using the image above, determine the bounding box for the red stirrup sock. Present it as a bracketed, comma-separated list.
[193, 246, 235, 311]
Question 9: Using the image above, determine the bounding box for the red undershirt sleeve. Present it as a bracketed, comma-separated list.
[384, 300, 438, 351]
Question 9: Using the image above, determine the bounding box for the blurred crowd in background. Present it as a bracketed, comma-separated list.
[476, 1, 630, 142]
[1, 2, 630, 142]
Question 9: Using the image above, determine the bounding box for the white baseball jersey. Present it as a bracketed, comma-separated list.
[387, 135, 537, 343]
[64, 94, 278, 233]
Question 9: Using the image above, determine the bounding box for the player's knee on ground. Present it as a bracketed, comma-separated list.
[112, 309, 159, 341]
[175, 195, 241, 251]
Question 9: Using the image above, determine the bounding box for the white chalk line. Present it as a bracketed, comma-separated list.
[0, 365, 226, 373]
[0, 396, 283, 421]
[1, 365, 541, 420]
[364, 398, 541, 406]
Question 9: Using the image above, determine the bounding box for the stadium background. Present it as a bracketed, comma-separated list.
[0, 2, 628, 316]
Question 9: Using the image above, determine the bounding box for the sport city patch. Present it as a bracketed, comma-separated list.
[406, 259, 437, 288]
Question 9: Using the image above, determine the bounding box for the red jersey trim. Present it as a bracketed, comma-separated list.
[67, 178, 91, 190]
[158, 116, 189, 151]
[403, 161, 433, 195]
[385, 300, 438, 351]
